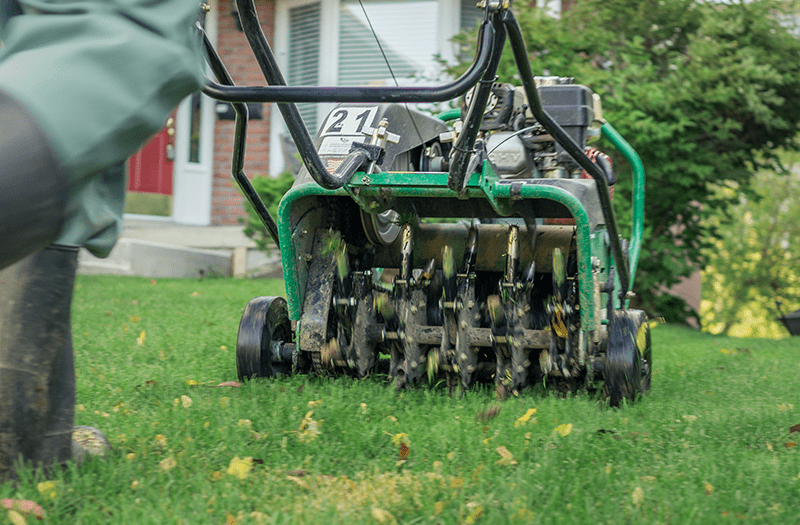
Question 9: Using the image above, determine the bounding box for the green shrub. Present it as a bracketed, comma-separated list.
[240, 171, 295, 253]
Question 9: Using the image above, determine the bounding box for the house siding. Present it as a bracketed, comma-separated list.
[211, 0, 276, 225]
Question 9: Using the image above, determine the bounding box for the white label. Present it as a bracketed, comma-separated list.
[319, 107, 379, 137]
[318, 136, 364, 156]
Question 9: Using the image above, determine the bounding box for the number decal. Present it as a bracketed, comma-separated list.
[319, 107, 379, 137]
[324, 110, 348, 134]
[354, 110, 371, 134]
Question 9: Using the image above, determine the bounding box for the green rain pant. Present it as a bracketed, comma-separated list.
[0, 0, 203, 256]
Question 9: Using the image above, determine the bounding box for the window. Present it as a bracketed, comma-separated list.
[273, 0, 485, 174]
[287, 2, 321, 132]
[338, 0, 439, 87]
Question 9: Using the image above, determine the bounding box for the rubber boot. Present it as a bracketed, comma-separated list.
[0, 90, 68, 270]
[0, 245, 107, 476]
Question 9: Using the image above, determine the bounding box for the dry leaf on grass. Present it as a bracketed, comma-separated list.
[553, 423, 573, 437]
[371, 506, 397, 524]
[159, 456, 177, 472]
[227, 456, 253, 480]
[36, 481, 59, 500]
[7, 510, 27, 525]
[495, 446, 518, 467]
[514, 408, 537, 428]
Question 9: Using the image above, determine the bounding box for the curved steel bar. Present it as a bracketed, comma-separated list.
[197, 22, 281, 249]
[233, 0, 365, 190]
[448, 11, 506, 192]
[202, 20, 494, 104]
[601, 121, 644, 299]
[502, 10, 630, 298]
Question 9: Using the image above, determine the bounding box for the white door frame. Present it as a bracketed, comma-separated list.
[172, 0, 218, 225]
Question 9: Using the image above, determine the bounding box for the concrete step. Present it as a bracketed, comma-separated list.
[78, 238, 282, 278]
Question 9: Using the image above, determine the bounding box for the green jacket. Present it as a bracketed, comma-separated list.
[0, 0, 203, 256]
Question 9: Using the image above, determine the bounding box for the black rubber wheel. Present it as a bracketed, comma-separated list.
[604, 309, 651, 407]
[236, 296, 292, 380]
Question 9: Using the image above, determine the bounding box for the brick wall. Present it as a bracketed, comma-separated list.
[211, 0, 275, 225]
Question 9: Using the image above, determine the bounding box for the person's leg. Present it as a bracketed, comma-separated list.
[0, 245, 79, 475]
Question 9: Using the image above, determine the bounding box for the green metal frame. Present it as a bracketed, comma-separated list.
[276, 120, 645, 333]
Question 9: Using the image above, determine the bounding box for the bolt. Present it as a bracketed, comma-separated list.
[467, 300, 475, 309]
[460, 320, 468, 329]
[362, 175, 371, 185]
[302, 254, 313, 262]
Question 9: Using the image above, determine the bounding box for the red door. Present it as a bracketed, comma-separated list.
[128, 116, 176, 195]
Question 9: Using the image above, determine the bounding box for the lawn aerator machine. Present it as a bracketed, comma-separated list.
[198, 0, 651, 405]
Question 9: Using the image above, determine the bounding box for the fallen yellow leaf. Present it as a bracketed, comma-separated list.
[227, 456, 253, 480]
[371, 506, 396, 524]
[136, 330, 146, 346]
[180, 395, 192, 408]
[495, 446, 518, 467]
[554, 423, 573, 437]
[36, 481, 60, 500]
[298, 411, 322, 443]
[514, 408, 538, 428]
[465, 502, 483, 524]
[159, 456, 177, 472]
[704, 481, 714, 495]
[632, 486, 644, 506]
[391, 433, 410, 447]
[7, 510, 26, 525]
[433, 501, 445, 515]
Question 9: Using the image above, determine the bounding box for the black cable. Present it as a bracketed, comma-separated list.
[356, 0, 426, 149]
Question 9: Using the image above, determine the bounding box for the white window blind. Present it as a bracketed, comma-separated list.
[460, 0, 483, 33]
[337, 0, 439, 87]
[288, 2, 321, 132]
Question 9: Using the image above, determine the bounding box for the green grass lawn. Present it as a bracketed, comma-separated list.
[2, 275, 798, 524]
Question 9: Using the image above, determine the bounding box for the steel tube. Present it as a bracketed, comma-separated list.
[502, 11, 630, 298]
[198, 22, 281, 249]
[202, 21, 495, 104]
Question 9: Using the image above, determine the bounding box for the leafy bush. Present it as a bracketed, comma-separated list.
[240, 171, 295, 253]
